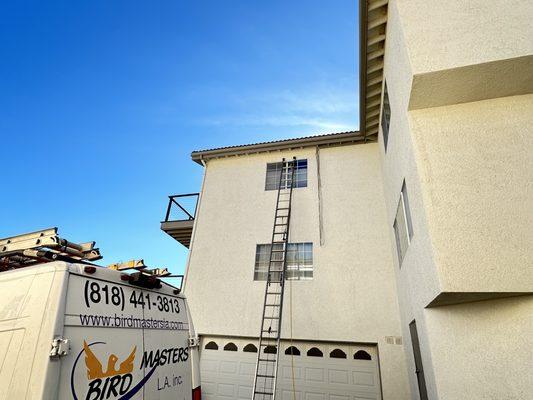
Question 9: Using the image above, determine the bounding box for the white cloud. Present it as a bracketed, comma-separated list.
[195, 82, 360, 133]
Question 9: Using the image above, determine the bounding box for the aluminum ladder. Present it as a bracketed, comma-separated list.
[0, 227, 101, 270]
[252, 158, 296, 400]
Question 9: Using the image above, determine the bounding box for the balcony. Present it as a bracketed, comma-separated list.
[160, 193, 199, 248]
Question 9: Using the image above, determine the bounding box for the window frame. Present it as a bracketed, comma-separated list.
[265, 159, 308, 191]
[254, 242, 313, 281]
[393, 180, 414, 265]
[381, 81, 391, 152]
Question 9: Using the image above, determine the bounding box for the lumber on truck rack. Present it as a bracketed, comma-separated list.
[0, 227, 102, 271]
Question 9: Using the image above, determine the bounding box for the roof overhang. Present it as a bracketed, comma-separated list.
[191, 131, 365, 165]
[359, 0, 389, 140]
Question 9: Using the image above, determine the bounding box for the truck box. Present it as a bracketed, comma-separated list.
[0, 261, 201, 400]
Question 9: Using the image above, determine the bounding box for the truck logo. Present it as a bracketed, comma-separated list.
[84, 341, 136, 379]
[70, 341, 157, 400]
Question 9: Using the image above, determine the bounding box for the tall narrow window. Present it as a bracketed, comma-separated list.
[265, 159, 307, 190]
[381, 82, 391, 152]
[393, 180, 413, 265]
[409, 321, 428, 400]
[254, 242, 313, 281]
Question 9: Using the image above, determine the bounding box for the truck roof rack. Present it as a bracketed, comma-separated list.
[0, 228, 102, 271]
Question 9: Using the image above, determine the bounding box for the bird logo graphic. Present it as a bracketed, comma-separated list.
[83, 340, 136, 379]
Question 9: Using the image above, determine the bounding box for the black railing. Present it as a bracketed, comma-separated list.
[163, 193, 200, 222]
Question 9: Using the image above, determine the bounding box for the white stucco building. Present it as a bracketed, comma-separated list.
[162, 1, 533, 399]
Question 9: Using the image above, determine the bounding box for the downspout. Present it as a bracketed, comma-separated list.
[182, 157, 208, 293]
[315, 147, 325, 246]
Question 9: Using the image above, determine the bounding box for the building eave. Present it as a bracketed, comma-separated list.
[360, 0, 389, 141]
[191, 131, 365, 165]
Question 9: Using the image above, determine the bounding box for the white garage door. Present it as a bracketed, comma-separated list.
[200, 337, 382, 400]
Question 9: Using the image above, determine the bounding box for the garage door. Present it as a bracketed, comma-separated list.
[200, 337, 382, 400]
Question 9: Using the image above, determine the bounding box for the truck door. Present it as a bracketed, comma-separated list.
[135, 288, 192, 399]
[58, 271, 192, 400]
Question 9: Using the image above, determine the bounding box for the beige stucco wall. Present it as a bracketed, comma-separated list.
[425, 296, 533, 400]
[184, 143, 411, 399]
[409, 94, 533, 294]
[395, 0, 532, 74]
[381, 1, 533, 399]
[392, 0, 533, 109]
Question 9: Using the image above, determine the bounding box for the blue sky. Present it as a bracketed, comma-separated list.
[0, 0, 360, 275]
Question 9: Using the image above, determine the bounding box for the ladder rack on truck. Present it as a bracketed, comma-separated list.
[0, 227, 101, 270]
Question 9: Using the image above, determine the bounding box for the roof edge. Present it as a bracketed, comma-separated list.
[191, 131, 364, 165]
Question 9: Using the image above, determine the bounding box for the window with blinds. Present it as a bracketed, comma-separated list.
[265, 159, 308, 190]
[254, 242, 313, 280]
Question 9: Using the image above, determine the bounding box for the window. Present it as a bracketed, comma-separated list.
[243, 344, 258, 353]
[265, 159, 307, 190]
[204, 341, 218, 350]
[307, 347, 323, 357]
[393, 180, 413, 265]
[254, 242, 313, 281]
[330, 349, 347, 359]
[381, 82, 391, 152]
[285, 346, 301, 356]
[264, 345, 277, 354]
[354, 350, 372, 360]
[223, 342, 238, 351]
[409, 320, 428, 400]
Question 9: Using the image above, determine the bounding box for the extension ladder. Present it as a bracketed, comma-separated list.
[252, 158, 296, 400]
[0, 227, 101, 270]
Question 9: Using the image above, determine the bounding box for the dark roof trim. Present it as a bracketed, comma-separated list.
[191, 131, 364, 165]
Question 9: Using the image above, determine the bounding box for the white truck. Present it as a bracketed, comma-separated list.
[0, 229, 201, 400]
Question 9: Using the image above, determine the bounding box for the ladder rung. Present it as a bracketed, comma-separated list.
[267, 291, 281, 295]
[256, 374, 275, 379]
[263, 316, 279, 320]
[258, 358, 276, 362]
[262, 330, 278, 333]
[254, 391, 274, 396]
[265, 304, 280, 306]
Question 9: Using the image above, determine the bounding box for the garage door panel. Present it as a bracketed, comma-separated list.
[239, 361, 256, 376]
[282, 365, 302, 379]
[281, 390, 302, 400]
[237, 385, 252, 398]
[220, 360, 238, 374]
[217, 382, 236, 396]
[305, 392, 326, 400]
[199, 338, 381, 400]
[353, 371, 375, 386]
[305, 367, 325, 383]
[329, 369, 349, 384]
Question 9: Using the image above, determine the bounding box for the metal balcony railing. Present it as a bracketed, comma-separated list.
[161, 193, 199, 248]
[163, 193, 199, 222]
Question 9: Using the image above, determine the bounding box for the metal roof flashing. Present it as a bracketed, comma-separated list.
[190, 131, 365, 165]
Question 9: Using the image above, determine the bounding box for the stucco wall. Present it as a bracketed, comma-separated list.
[409, 94, 533, 294]
[184, 143, 410, 399]
[425, 296, 533, 400]
[381, 2, 533, 399]
[395, 0, 533, 74]
[392, 0, 533, 110]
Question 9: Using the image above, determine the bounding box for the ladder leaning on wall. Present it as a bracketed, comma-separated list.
[251, 157, 297, 400]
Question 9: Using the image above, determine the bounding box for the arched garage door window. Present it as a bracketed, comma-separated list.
[307, 347, 323, 357]
[354, 350, 372, 360]
[204, 341, 218, 350]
